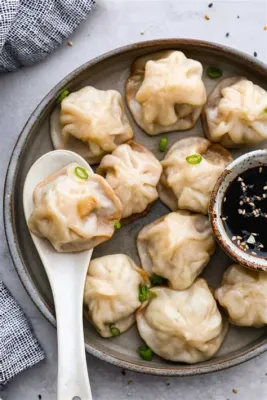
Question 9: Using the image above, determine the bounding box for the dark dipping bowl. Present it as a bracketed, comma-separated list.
[210, 149, 267, 272]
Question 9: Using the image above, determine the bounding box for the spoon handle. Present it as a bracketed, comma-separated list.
[48, 260, 92, 400]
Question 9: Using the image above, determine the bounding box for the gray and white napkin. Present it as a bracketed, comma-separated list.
[0, 0, 95, 72]
[0, 281, 45, 389]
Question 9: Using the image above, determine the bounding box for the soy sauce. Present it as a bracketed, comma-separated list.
[222, 166, 267, 258]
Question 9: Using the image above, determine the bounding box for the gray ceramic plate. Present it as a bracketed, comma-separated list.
[5, 39, 267, 376]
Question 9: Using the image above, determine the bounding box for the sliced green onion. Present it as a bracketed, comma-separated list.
[114, 221, 121, 230]
[138, 345, 153, 361]
[151, 274, 168, 286]
[138, 284, 157, 302]
[109, 324, 121, 337]
[264, 107, 267, 114]
[159, 137, 168, 152]
[74, 166, 89, 180]
[207, 67, 223, 79]
[56, 89, 70, 104]
[186, 154, 202, 165]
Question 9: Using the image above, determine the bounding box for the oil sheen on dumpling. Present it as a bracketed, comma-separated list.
[158, 137, 232, 214]
[202, 77, 267, 147]
[84, 254, 149, 337]
[28, 163, 122, 252]
[97, 141, 162, 219]
[215, 264, 267, 328]
[136, 279, 229, 363]
[50, 86, 134, 164]
[126, 50, 207, 135]
[137, 211, 215, 290]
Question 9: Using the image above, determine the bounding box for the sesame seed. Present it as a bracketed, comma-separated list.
[259, 244, 264, 248]
[222, 217, 227, 221]
[224, 197, 226, 202]
[237, 240, 241, 245]
[67, 41, 73, 46]
[263, 194, 267, 198]
[246, 197, 250, 202]
[205, 14, 210, 20]
[252, 252, 257, 255]
[237, 236, 242, 240]
[241, 242, 246, 246]
[140, 30, 145, 35]
[247, 235, 256, 244]
[256, 196, 262, 201]
[260, 167, 263, 172]
[238, 177, 243, 181]
[238, 209, 243, 214]
[264, 186, 267, 190]
[239, 201, 243, 205]
[242, 187, 246, 192]
[232, 236, 237, 241]
[265, 26, 267, 30]
[252, 233, 258, 236]
[226, 32, 230, 37]
[249, 202, 255, 207]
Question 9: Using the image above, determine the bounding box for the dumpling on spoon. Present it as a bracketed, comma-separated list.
[126, 50, 207, 135]
[28, 163, 122, 252]
[215, 264, 267, 327]
[202, 77, 267, 147]
[136, 279, 229, 363]
[137, 211, 215, 290]
[97, 141, 162, 219]
[83, 254, 150, 337]
[158, 137, 232, 214]
[50, 86, 134, 164]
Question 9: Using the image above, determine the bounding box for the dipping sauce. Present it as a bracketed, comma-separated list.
[221, 166, 267, 258]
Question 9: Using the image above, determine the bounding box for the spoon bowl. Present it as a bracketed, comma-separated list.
[23, 150, 93, 400]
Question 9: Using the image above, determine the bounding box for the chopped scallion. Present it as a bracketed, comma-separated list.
[74, 166, 89, 180]
[138, 345, 153, 361]
[56, 89, 70, 104]
[109, 324, 121, 337]
[159, 137, 168, 152]
[114, 221, 121, 230]
[186, 154, 202, 165]
[138, 284, 157, 302]
[207, 67, 223, 79]
[264, 107, 267, 114]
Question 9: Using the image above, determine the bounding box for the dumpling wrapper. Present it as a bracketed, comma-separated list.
[136, 279, 229, 363]
[50, 86, 134, 164]
[202, 77, 267, 147]
[28, 163, 122, 252]
[137, 211, 215, 290]
[97, 141, 162, 219]
[84, 254, 149, 337]
[215, 264, 267, 328]
[158, 137, 232, 214]
[126, 50, 207, 135]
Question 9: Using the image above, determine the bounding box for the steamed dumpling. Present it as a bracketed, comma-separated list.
[136, 279, 229, 363]
[215, 264, 267, 328]
[126, 51, 207, 135]
[28, 163, 122, 252]
[50, 86, 134, 164]
[158, 137, 232, 214]
[202, 77, 267, 147]
[97, 141, 162, 218]
[137, 211, 215, 290]
[83, 254, 149, 337]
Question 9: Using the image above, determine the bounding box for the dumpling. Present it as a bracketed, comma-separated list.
[83, 254, 149, 337]
[126, 50, 207, 135]
[158, 137, 232, 214]
[50, 86, 134, 164]
[137, 211, 215, 290]
[215, 264, 267, 328]
[136, 279, 229, 363]
[202, 77, 267, 147]
[28, 163, 122, 252]
[97, 141, 162, 219]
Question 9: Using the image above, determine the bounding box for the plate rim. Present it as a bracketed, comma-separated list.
[4, 38, 267, 376]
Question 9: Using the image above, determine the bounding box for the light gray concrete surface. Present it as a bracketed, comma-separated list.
[1, 1, 267, 399]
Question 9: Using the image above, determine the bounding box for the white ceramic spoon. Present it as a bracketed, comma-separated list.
[23, 150, 93, 400]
